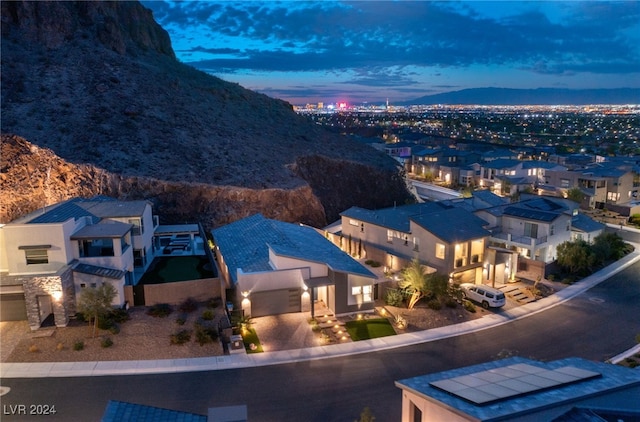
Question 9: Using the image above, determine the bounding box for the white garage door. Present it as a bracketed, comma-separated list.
[251, 288, 301, 317]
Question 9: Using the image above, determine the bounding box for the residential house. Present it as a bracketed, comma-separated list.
[395, 356, 640, 422]
[475, 159, 567, 196]
[212, 214, 377, 318]
[339, 202, 490, 284]
[0, 197, 158, 329]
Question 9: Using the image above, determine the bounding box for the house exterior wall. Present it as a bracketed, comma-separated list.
[332, 271, 375, 315]
[109, 203, 156, 272]
[269, 249, 328, 277]
[22, 266, 75, 330]
[2, 219, 78, 275]
[237, 268, 306, 295]
[340, 218, 416, 264]
[73, 272, 126, 307]
[399, 389, 471, 422]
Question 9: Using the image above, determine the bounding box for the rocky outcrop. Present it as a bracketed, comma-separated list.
[1, 1, 412, 228]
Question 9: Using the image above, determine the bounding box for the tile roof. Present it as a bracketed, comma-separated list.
[73, 263, 126, 280]
[481, 158, 522, 169]
[25, 197, 148, 224]
[396, 357, 640, 422]
[571, 214, 605, 233]
[340, 202, 448, 232]
[503, 206, 561, 222]
[212, 214, 375, 285]
[27, 199, 100, 224]
[411, 207, 490, 243]
[102, 400, 206, 422]
[71, 221, 132, 239]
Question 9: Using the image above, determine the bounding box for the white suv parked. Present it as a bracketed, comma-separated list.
[460, 283, 506, 309]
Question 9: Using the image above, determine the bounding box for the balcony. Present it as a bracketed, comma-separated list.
[490, 232, 548, 247]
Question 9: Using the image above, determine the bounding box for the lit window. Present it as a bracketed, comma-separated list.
[435, 243, 445, 259]
[349, 219, 359, 227]
[352, 286, 362, 296]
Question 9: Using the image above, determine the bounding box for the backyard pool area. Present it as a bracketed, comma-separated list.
[138, 256, 216, 285]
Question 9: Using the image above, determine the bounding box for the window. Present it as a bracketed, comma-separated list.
[349, 219, 359, 227]
[80, 283, 86, 288]
[435, 243, 445, 259]
[560, 178, 570, 188]
[351, 285, 373, 303]
[79, 238, 114, 257]
[25, 249, 49, 265]
[411, 402, 422, 422]
[607, 192, 620, 201]
[524, 222, 538, 238]
[413, 237, 420, 252]
[550, 224, 554, 236]
[128, 218, 142, 236]
[387, 230, 393, 243]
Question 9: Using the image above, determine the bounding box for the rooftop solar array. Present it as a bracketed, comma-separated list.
[429, 363, 601, 406]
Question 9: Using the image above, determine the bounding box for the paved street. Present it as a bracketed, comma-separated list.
[1, 259, 638, 422]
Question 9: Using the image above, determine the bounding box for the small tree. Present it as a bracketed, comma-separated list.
[355, 407, 375, 422]
[398, 259, 447, 310]
[556, 239, 594, 275]
[566, 187, 584, 204]
[77, 283, 117, 338]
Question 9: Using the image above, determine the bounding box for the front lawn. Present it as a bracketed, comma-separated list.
[241, 328, 263, 353]
[138, 256, 214, 284]
[345, 318, 396, 341]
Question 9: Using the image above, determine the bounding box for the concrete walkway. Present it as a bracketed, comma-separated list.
[2, 243, 639, 379]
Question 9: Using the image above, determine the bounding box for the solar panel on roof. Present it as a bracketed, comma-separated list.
[429, 364, 600, 406]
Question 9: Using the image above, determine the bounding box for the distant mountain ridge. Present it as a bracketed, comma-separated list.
[404, 87, 640, 106]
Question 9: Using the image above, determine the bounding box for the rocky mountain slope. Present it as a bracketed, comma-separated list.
[1, 1, 412, 228]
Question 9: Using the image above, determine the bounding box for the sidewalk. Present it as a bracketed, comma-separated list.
[2, 243, 639, 379]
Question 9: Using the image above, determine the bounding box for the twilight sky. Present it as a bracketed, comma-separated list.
[142, 1, 640, 106]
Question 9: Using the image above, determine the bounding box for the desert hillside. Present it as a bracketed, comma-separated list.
[0, 1, 412, 228]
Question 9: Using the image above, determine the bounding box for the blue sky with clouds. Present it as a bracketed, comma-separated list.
[142, 1, 640, 105]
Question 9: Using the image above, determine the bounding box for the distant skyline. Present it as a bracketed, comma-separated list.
[142, 1, 640, 106]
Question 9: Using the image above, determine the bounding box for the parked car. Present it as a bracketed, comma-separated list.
[459, 283, 505, 309]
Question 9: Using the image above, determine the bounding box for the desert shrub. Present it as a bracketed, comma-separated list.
[179, 298, 199, 313]
[562, 276, 576, 285]
[75, 312, 87, 322]
[385, 288, 404, 307]
[73, 340, 85, 351]
[101, 337, 113, 348]
[547, 274, 556, 282]
[108, 323, 120, 335]
[427, 299, 442, 310]
[28, 344, 39, 353]
[194, 326, 218, 346]
[56, 342, 65, 351]
[207, 297, 222, 309]
[170, 329, 191, 345]
[147, 303, 172, 318]
[444, 297, 458, 308]
[108, 308, 130, 323]
[176, 314, 187, 325]
[463, 300, 476, 313]
[309, 319, 321, 332]
[201, 309, 214, 320]
[98, 317, 115, 330]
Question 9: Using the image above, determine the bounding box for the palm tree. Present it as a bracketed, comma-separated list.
[398, 258, 429, 310]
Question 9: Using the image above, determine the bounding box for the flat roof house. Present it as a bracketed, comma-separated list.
[212, 214, 377, 318]
[0, 197, 158, 329]
[396, 356, 640, 422]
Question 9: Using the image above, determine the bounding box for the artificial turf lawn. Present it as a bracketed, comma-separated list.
[345, 318, 396, 341]
[241, 328, 264, 353]
[138, 256, 214, 284]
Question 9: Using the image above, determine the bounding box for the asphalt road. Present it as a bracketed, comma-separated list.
[2, 261, 639, 422]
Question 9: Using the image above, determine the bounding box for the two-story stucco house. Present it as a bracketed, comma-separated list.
[212, 214, 377, 318]
[339, 202, 490, 285]
[0, 197, 158, 329]
[475, 159, 567, 196]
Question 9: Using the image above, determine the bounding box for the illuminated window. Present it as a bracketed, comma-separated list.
[349, 219, 359, 227]
[387, 230, 393, 243]
[435, 243, 445, 259]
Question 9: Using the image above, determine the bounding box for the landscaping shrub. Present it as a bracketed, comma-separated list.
[194, 326, 218, 346]
[75, 312, 87, 322]
[108, 323, 120, 335]
[147, 303, 172, 318]
[176, 314, 187, 325]
[385, 288, 404, 307]
[56, 342, 65, 351]
[201, 309, 215, 321]
[309, 319, 321, 332]
[108, 308, 130, 323]
[562, 276, 576, 285]
[207, 297, 222, 309]
[98, 317, 115, 330]
[463, 300, 476, 313]
[444, 297, 458, 308]
[73, 340, 85, 351]
[427, 299, 442, 310]
[29, 344, 39, 353]
[170, 329, 191, 345]
[101, 337, 114, 348]
[179, 297, 199, 313]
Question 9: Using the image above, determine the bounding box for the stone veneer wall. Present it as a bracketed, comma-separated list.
[22, 266, 76, 330]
